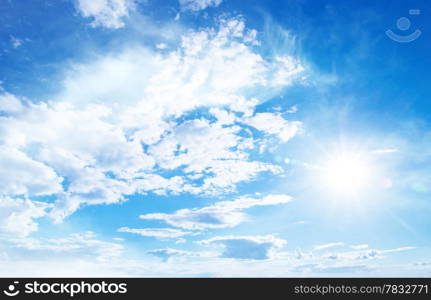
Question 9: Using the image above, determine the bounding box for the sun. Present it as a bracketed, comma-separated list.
[320, 153, 370, 195]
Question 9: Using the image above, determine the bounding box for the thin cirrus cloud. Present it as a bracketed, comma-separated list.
[314, 242, 345, 251]
[117, 227, 195, 241]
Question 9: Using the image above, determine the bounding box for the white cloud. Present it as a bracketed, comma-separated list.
[371, 148, 399, 154]
[147, 119, 283, 194]
[76, 0, 135, 29]
[0, 18, 304, 226]
[61, 18, 302, 113]
[0, 93, 24, 113]
[199, 235, 286, 260]
[140, 194, 292, 230]
[381, 247, 416, 254]
[294, 248, 312, 260]
[287, 105, 298, 113]
[0, 146, 63, 197]
[241, 112, 301, 142]
[321, 246, 415, 261]
[350, 244, 369, 250]
[1, 102, 154, 178]
[179, 0, 222, 11]
[132, 174, 189, 196]
[209, 108, 236, 125]
[314, 242, 345, 251]
[118, 227, 194, 241]
[293, 264, 370, 274]
[0, 197, 50, 237]
[10, 36, 23, 48]
[0, 100, 151, 222]
[270, 56, 305, 86]
[155, 43, 167, 49]
[4, 231, 123, 262]
[147, 248, 191, 262]
[0, 236, 419, 276]
[147, 248, 216, 262]
[148, 120, 246, 173]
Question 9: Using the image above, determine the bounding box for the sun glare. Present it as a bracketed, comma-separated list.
[321, 153, 370, 195]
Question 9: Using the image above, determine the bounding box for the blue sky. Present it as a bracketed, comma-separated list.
[0, 0, 430, 276]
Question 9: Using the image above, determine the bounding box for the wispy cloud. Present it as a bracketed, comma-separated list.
[179, 0, 222, 11]
[314, 242, 345, 251]
[371, 149, 399, 154]
[5, 232, 123, 262]
[140, 194, 292, 230]
[350, 244, 369, 250]
[118, 227, 195, 241]
[147, 248, 216, 262]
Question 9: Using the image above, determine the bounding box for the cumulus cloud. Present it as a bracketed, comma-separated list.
[146, 119, 283, 194]
[60, 18, 302, 112]
[199, 235, 286, 260]
[0, 197, 50, 237]
[179, 0, 222, 11]
[75, 0, 135, 29]
[241, 113, 301, 142]
[0, 147, 63, 197]
[0, 98, 151, 221]
[140, 194, 292, 230]
[0, 18, 303, 229]
[0, 93, 24, 113]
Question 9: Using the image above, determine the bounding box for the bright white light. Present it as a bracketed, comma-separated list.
[321, 154, 370, 195]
